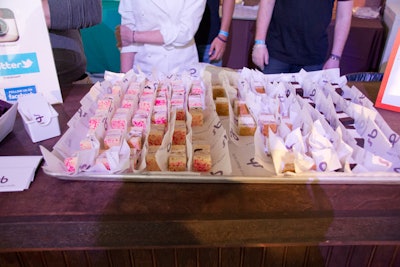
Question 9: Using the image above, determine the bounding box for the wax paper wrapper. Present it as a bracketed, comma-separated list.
[237, 67, 400, 175]
[42, 66, 232, 176]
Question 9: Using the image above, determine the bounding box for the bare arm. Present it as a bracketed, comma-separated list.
[254, 0, 275, 44]
[323, 0, 353, 69]
[252, 0, 275, 69]
[119, 25, 165, 47]
[220, 0, 235, 35]
[120, 52, 135, 73]
[118, 0, 205, 72]
[119, 0, 205, 47]
[119, 27, 164, 73]
[134, 30, 164, 45]
[209, 0, 235, 61]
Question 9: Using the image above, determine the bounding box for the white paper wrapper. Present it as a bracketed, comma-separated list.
[41, 66, 400, 180]
[43, 67, 233, 177]
[222, 67, 400, 175]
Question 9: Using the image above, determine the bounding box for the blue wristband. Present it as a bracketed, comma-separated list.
[219, 30, 229, 37]
[255, 40, 265, 45]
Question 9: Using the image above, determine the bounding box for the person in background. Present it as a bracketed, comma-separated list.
[42, 0, 102, 85]
[195, 0, 235, 66]
[252, 0, 353, 74]
[118, 0, 206, 75]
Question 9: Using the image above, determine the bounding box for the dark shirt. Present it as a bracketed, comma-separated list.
[48, 0, 102, 84]
[49, 30, 87, 85]
[267, 0, 348, 65]
[195, 0, 221, 45]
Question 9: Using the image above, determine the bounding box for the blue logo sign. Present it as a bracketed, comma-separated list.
[0, 53, 40, 76]
[4, 85, 37, 102]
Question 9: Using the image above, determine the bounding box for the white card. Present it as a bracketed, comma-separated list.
[0, 156, 42, 192]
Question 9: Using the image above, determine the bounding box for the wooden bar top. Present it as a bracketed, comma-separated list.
[0, 82, 400, 252]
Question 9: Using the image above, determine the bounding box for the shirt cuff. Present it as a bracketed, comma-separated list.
[121, 44, 140, 53]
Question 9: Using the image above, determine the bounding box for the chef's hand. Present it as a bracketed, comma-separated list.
[119, 25, 135, 47]
[252, 44, 268, 70]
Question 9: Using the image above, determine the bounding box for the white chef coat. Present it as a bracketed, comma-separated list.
[119, 0, 206, 75]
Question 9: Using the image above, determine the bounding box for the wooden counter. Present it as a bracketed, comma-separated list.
[0, 82, 399, 266]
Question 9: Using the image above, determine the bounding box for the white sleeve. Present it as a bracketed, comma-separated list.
[160, 0, 206, 47]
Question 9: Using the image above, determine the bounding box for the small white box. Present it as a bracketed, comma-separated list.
[18, 96, 61, 143]
[0, 101, 18, 143]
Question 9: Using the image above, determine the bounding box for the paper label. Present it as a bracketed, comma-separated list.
[0, 156, 42, 192]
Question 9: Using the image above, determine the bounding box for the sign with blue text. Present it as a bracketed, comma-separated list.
[0, 0, 62, 104]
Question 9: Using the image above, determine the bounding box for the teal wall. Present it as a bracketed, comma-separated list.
[81, 1, 121, 73]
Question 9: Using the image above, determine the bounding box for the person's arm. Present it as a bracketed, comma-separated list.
[133, 30, 164, 45]
[119, 0, 206, 47]
[119, 0, 205, 72]
[119, 25, 165, 47]
[323, 0, 353, 70]
[118, 24, 163, 72]
[120, 52, 135, 73]
[209, 0, 235, 61]
[42, 0, 51, 28]
[252, 0, 275, 70]
[220, 0, 235, 37]
[44, 0, 102, 30]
